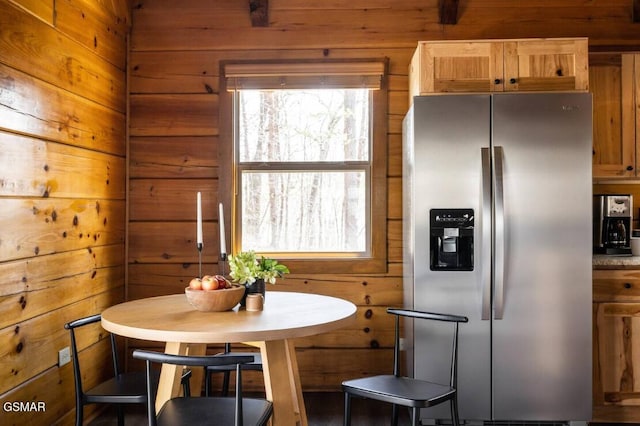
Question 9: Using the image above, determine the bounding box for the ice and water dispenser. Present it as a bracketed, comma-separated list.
[430, 209, 474, 271]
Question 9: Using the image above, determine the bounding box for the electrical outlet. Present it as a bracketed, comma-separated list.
[399, 337, 406, 351]
[58, 346, 71, 367]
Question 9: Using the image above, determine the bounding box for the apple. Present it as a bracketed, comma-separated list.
[189, 277, 202, 290]
[214, 275, 230, 289]
[201, 275, 219, 291]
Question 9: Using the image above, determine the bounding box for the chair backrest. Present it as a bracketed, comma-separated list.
[64, 314, 120, 397]
[387, 308, 468, 387]
[132, 349, 255, 426]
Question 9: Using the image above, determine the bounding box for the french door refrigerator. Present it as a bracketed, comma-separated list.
[402, 93, 592, 424]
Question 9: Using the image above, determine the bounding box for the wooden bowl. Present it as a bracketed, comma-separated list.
[185, 285, 245, 312]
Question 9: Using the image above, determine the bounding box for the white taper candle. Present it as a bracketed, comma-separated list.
[196, 192, 203, 246]
[219, 202, 227, 256]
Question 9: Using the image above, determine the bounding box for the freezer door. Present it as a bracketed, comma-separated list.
[409, 95, 491, 421]
[491, 93, 592, 420]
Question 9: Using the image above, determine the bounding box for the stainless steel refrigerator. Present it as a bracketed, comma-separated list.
[402, 93, 592, 423]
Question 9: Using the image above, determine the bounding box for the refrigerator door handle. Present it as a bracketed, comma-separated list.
[481, 147, 492, 320]
[493, 146, 505, 320]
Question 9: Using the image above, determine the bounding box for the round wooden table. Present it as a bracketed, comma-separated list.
[102, 291, 356, 426]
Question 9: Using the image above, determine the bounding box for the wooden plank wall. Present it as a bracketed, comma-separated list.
[127, 0, 640, 395]
[0, 0, 130, 424]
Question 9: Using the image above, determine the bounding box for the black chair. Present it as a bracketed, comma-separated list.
[204, 343, 263, 397]
[64, 314, 191, 426]
[133, 349, 273, 426]
[342, 308, 468, 426]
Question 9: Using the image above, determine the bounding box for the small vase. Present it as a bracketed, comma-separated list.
[240, 278, 265, 306]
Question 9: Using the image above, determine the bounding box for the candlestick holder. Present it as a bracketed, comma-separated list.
[197, 243, 203, 278]
[220, 252, 227, 276]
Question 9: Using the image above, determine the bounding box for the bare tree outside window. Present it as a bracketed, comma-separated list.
[237, 89, 371, 255]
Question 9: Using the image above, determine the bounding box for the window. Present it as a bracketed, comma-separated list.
[220, 60, 388, 274]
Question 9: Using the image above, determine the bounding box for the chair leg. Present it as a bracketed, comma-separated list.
[205, 369, 212, 397]
[116, 404, 125, 426]
[343, 392, 352, 426]
[451, 395, 460, 426]
[222, 371, 231, 397]
[182, 376, 191, 397]
[75, 404, 83, 426]
[391, 403, 399, 426]
[411, 407, 420, 426]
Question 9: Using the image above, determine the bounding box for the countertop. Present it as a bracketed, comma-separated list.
[593, 254, 640, 268]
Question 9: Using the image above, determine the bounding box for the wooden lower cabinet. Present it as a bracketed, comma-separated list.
[593, 268, 640, 421]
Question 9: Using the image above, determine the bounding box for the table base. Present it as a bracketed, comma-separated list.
[157, 340, 308, 426]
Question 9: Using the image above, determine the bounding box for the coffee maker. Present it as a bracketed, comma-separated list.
[593, 194, 633, 255]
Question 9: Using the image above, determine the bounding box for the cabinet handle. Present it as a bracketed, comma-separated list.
[627, 166, 634, 171]
[624, 283, 632, 289]
[494, 79, 501, 84]
[509, 78, 517, 84]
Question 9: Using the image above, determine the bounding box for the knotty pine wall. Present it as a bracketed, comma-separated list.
[127, 0, 640, 394]
[0, 0, 130, 424]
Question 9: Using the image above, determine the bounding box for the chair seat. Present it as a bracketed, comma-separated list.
[342, 375, 456, 408]
[207, 352, 263, 371]
[84, 370, 159, 404]
[157, 396, 273, 426]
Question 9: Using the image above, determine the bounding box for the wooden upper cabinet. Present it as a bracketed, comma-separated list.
[409, 38, 589, 101]
[503, 38, 588, 91]
[409, 41, 504, 95]
[591, 53, 637, 179]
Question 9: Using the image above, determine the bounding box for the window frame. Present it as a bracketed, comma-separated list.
[219, 59, 388, 274]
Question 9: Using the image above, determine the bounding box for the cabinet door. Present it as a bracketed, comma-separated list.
[503, 38, 589, 92]
[594, 302, 640, 406]
[591, 54, 636, 178]
[410, 41, 504, 94]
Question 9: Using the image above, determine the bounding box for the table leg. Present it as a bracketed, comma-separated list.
[155, 342, 207, 413]
[260, 339, 308, 426]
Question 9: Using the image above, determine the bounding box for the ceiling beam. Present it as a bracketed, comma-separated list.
[250, 0, 269, 27]
[439, 0, 459, 25]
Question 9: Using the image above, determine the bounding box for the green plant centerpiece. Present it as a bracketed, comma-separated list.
[228, 250, 289, 305]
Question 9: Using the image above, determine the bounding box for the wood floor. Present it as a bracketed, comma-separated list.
[87, 392, 413, 425]
[87, 393, 638, 426]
